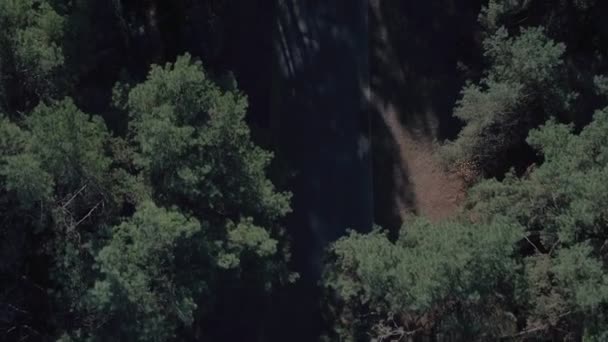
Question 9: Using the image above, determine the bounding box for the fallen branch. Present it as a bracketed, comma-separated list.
[72, 201, 102, 229]
[60, 184, 87, 209]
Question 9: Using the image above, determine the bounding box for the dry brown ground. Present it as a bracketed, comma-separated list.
[367, 90, 466, 222]
[368, 0, 468, 224]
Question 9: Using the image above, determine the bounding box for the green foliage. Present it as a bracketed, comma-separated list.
[124, 54, 291, 222]
[478, 0, 523, 32]
[2, 153, 54, 206]
[0, 115, 53, 207]
[90, 201, 206, 341]
[442, 26, 572, 174]
[1, 52, 293, 339]
[324, 218, 522, 340]
[483, 27, 566, 89]
[61, 54, 294, 340]
[27, 99, 111, 190]
[466, 107, 608, 339]
[0, 99, 131, 341]
[479, 0, 598, 32]
[121, 53, 291, 272]
[0, 0, 65, 110]
[0, 115, 53, 317]
[217, 217, 278, 270]
[1, 98, 116, 218]
[0, 114, 29, 154]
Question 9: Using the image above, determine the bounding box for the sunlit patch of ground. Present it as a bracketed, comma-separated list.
[367, 90, 465, 222]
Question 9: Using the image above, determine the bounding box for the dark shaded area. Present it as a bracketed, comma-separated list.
[370, 114, 416, 236]
[371, 0, 482, 139]
[275, 0, 371, 280]
[369, 0, 482, 232]
[268, 0, 372, 340]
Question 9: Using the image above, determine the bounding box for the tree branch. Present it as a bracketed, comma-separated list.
[71, 201, 102, 230]
[60, 184, 87, 209]
[524, 235, 542, 254]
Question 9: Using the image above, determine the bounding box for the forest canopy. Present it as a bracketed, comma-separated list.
[2, 0, 608, 341]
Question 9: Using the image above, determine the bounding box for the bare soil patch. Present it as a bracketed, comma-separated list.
[368, 92, 466, 223]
